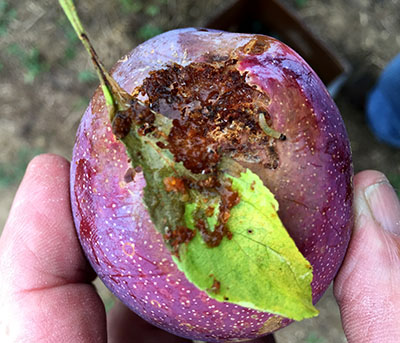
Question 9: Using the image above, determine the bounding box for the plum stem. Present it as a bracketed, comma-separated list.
[258, 113, 286, 141]
[58, 0, 131, 121]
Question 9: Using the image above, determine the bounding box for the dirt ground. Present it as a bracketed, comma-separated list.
[1, 0, 400, 342]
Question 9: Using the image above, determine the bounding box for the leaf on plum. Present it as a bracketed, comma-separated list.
[174, 169, 319, 321]
[122, 125, 317, 320]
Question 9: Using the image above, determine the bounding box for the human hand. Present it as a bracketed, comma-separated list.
[2, 154, 398, 342]
[334, 170, 400, 342]
[0, 154, 108, 342]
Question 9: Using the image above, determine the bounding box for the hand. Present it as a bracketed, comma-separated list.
[334, 170, 400, 342]
[1, 154, 398, 342]
[0, 154, 275, 343]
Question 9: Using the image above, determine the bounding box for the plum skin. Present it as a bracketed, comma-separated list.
[70, 28, 353, 342]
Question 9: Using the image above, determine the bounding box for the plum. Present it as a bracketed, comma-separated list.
[65, 4, 353, 342]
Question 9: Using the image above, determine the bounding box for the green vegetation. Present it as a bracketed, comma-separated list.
[0, 0, 16, 36]
[78, 69, 97, 83]
[295, 0, 309, 8]
[388, 174, 400, 197]
[119, 0, 143, 13]
[305, 332, 325, 343]
[0, 148, 42, 188]
[145, 4, 160, 17]
[7, 44, 49, 83]
[59, 17, 80, 62]
[104, 296, 115, 312]
[119, 1, 161, 16]
[72, 96, 90, 112]
[138, 23, 163, 40]
[117, 1, 163, 40]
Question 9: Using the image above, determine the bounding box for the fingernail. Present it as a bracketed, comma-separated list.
[364, 178, 400, 235]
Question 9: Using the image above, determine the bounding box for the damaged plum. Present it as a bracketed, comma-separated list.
[62, 1, 353, 342]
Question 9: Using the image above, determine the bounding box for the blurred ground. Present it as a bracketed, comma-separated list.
[1, 0, 400, 342]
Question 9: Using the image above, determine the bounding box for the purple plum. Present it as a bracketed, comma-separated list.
[70, 28, 353, 342]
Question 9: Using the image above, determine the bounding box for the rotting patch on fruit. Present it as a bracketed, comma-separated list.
[110, 58, 293, 257]
[113, 59, 282, 174]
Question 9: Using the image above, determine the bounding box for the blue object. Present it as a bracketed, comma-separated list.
[367, 53, 400, 148]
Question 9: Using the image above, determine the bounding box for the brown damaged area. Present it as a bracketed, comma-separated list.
[112, 99, 156, 139]
[196, 219, 232, 248]
[240, 36, 273, 55]
[111, 55, 282, 250]
[161, 174, 239, 250]
[139, 58, 280, 174]
[193, 177, 239, 248]
[163, 176, 186, 194]
[123, 167, 136, 183]
[176, 172, 240, 248]
[209, 276, 221, 294]
[163, 225, 196, 257]
[124, 166, 143, 183]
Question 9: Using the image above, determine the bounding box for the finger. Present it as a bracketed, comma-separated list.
[334, 170, 400, 343]
[0, 154, 106, 342]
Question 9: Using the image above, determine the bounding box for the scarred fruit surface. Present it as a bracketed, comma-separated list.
[71, 28, 353, 342]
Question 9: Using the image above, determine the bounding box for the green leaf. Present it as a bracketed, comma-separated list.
[174, 169, 319, 321]
[121, 118, 317, 320]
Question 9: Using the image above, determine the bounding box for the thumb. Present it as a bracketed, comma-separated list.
[0, 154, 106, 342]
[334, 170, 400, 343]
